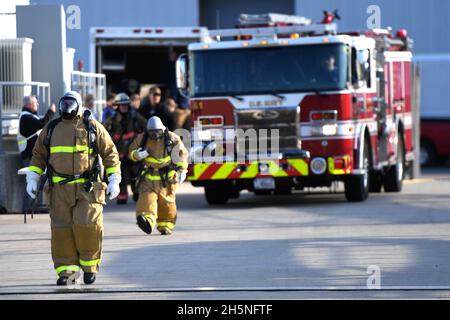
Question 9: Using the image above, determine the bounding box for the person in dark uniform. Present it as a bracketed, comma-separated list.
[139, 86, 175, 131]
[17, 95, 55, 213]
[104, 93, 147, 204]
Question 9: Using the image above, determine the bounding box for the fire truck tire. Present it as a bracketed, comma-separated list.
[369, 172, 383, 193]
[274, 186, 292, 195]
[254, 190, 272, 196]
[204, 185, 230, 205]
[383, 137, 405, 192]
[420, 140, 436, 167]
[345, 140, 370, 202]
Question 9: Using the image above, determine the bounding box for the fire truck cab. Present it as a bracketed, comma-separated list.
[176, 13, 415, 204]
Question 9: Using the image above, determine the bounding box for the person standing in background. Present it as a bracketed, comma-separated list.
[130, 94, 141, 110]
[139, 86, 175, 131]
[102, 93, 117, 123]
[17, 95, 56, 213]
[84, 94, 98, 120]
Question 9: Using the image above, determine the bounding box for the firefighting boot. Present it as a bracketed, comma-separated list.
[56, 276, 69, 286]
[83, 272, 96, 285]
[137, 215, 153, 234]
[159, 227, 173, 236]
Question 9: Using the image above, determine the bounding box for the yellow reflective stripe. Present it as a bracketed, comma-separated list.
[240, 161, 259, 179]
[145, 174, 161, 181]
[28, 165, 44, 175]
[144, 170, 176, 181]
[130, 150, 139, 161]
[50, 145, 93, 154]
[327, 157, 345, 175]
[55, 265, 80, 275]
[212, 163, 237, 180]
[106, 167, 120, 175]
[145, 156, 171, 164]
[176, 162, 188, 169]
[157, 221, 174, 230]
[143, 214, 156, 228]
[268, 161, 289, 177]
[79, 259, 101, 267]
[188, 163, 210, 181]
[18, 139, 26, 145]
[287, 159, 309, 176]
[52, 176, 89, 184]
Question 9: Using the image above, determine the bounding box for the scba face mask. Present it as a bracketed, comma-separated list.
[59, 98, 79, 120]
[148, 130, 164, 141]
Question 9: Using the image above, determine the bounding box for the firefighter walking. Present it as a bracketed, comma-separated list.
[129, 116, 188, 235]
[26, 91, 121, 286]
[104, 93, 147, 204]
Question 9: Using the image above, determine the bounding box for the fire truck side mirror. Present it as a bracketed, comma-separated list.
[176, 54, 189, 97]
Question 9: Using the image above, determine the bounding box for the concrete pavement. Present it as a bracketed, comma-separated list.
[1, 168, 450, 299]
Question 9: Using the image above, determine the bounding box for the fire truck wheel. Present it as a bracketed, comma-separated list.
[274, 186, 292, 195]
[345, 140, 370, 202]
[254, 190, 272, 196]
[204, 185, 230, 205]
[369, 172, 383, 193]
[420, 140, 436, 167]
[384, 137, 405, 192]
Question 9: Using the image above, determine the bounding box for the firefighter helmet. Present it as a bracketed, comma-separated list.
[113, 92, 130, 105]
[59, 91, 82, 120]
[147, 116, 166, 140]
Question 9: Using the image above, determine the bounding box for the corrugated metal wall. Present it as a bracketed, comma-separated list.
[33, 0, 199, 71]
[200, 0, 294, 29]
[31, 0, 449, 69]
[295, 0, 450, 54]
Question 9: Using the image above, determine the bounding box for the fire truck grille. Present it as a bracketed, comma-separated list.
[235, 107, 299, 154]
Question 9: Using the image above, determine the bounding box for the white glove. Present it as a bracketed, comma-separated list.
[26, 171, 40, 199]
[106, 173, 121, 200]
[178, 170, 187, 184]
[135, 148, 149, 161]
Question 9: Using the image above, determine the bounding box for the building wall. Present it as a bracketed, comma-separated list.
[30, 0, 449, 69]
[33, 0, 199, 71]
[295, 0, 450, 54]
[0, 0, 30, 39]
[200, 0, 294, 29]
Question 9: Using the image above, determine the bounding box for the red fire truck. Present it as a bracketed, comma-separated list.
[176, 13, 415, 204]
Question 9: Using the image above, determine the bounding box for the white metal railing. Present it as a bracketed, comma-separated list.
[71, 71, 106, 121]
[0, 81, 51, 135]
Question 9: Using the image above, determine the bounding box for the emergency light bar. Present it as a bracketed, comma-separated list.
[238, 13, 312, 26]
[207, 23, 338, 41]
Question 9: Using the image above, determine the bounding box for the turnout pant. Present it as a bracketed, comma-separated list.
[46, 182, 106, 277]
[117, 159, 141, 202]
[136, 183, 178, 233]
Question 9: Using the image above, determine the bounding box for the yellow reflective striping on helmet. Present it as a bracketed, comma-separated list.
[50, 145, 93, 154]
[55, 265, 80, 275]
[28, 165, 44, 175]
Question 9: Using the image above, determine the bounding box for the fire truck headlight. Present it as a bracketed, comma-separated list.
[310, 157, 327, 175]
[322, 124, 338, 136]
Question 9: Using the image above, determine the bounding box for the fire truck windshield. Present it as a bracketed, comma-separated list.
[191, 43, 348, 97]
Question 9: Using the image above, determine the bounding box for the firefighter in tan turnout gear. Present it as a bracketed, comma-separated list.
[25, 91, 121, 286]
[129, 116, 188, 235]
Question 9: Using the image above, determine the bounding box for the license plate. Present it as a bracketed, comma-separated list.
[253, 178, 275, 190]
